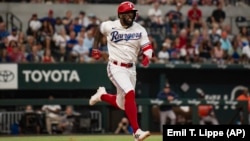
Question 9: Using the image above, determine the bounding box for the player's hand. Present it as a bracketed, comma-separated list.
[92, 49, 101, 60]
[141, 55, 150, 67]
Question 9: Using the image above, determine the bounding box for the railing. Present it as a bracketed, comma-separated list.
[5, 12, 23, 31]
[0, 99, 248, 132]
[0, 11, 23, 31]
[0, 110, 102, 134]
[0, 111, 22, 134]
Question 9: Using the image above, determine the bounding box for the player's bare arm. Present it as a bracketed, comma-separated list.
[93, 26, 103, 49]
[92, 26, 103, 60]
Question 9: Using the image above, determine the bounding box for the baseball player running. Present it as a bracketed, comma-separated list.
[89, 1, 153, 141]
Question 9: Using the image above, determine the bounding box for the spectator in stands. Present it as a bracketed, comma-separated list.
[157, 37, 172, 64]
[38, 20, 54, 50]
[187, 1, 206, 33]
[6, 40, 18, 55]
[62, 10, 74, 26]
[40, 9, 56, 29]
[222, 24, 234, 42]
[83, 24, 95, 54]
[0, 22, 9, 42]
[0, 47, 10, 62]
[42, 95, 62, 134]
[53, 27, 69, 50]
[148, 1, 164, 34]
[65, 30, 78, 61]
[18, 31, 26, 45]
[236, 87, 250, 124]
[209, 2, 226, 27]
[71, 37, 92, 63]
[26, 44, 42, 63]
[147, 34, 159, 63]
[157, 41, 170, 64]
[209, 23, 221, 46]
[178, 29, 188, 49]
[87, 13, 101, 26]
[169, 38, 181, 62]
[164, 2, 185, 36]
[219, 31, 232, 52]
[241, 42, 250, 61]
[227, 37, 242, 64]
[174, 29, 188, 60]
[27, 13, 42, 39]
[237, 26, 250, 47]
[20, 43, 29, 58]
[7, 27, 19, 44]
[54, 17, 65, 35]
[183, 37, 199, 63]
[52, 27, 69, 59]
[76, 27, 86, 40]
[78, 11, 89, 28]
[72, 17, 83, 34]
[24, 35, 36, 53]
[157, 83, 178, 133]
[211, 41, 225, 64]
[198, 39, 212, 63]
[57, 45, 68, 62]
[7, 42, 27, 63]
[42, 48, 56, 63]
[57, 105, 77, 134]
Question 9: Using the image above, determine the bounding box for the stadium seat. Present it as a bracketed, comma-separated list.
[235, 16, 249, 29]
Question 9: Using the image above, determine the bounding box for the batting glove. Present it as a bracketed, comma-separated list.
[141, 54, 150, 67]
[92, 49, 101, 60]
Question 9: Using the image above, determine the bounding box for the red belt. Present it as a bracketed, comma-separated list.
[111, 60, 133, 68]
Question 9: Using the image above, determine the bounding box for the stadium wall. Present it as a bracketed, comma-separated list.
[1, 63, 249, 98]
[1, 63, 249, 132]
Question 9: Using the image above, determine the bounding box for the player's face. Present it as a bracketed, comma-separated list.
[119, 11, 135, 27]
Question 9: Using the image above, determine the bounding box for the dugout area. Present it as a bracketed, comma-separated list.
[0, 63, 249, 134]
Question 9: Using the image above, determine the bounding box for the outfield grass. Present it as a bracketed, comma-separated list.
[0, 135, 162, 141]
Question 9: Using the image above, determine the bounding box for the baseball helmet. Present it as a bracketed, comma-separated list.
[117, 1, 137, 14]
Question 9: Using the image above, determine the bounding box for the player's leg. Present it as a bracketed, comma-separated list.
[167, 110, 177, 125]
[89, 64, 121, 109]
[89, 86, 122, 109]
[105, 64, 140, 133]
[160, 111, 167, 133]
[112, 68, 150, 140]
[98, 64, 125, 110]
[46, 117, 52, 134]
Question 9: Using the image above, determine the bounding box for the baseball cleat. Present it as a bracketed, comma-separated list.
[134, 129, 150, 141]
[89, 86, 107, 106]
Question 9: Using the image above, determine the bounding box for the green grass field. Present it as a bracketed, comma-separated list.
[0, 135, 161, 141]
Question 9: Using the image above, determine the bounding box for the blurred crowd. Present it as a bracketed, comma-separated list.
[0, 0, 250, 65]
[0, 0, 250, 6]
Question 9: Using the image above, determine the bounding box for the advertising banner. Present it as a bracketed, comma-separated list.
[18, 63, 112, 90]
[0, 64, 18, 89]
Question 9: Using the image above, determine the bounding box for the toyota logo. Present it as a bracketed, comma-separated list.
[0, 70, 15, 82]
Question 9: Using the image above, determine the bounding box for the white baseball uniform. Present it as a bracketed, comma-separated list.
[100, 19, 150, 110]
